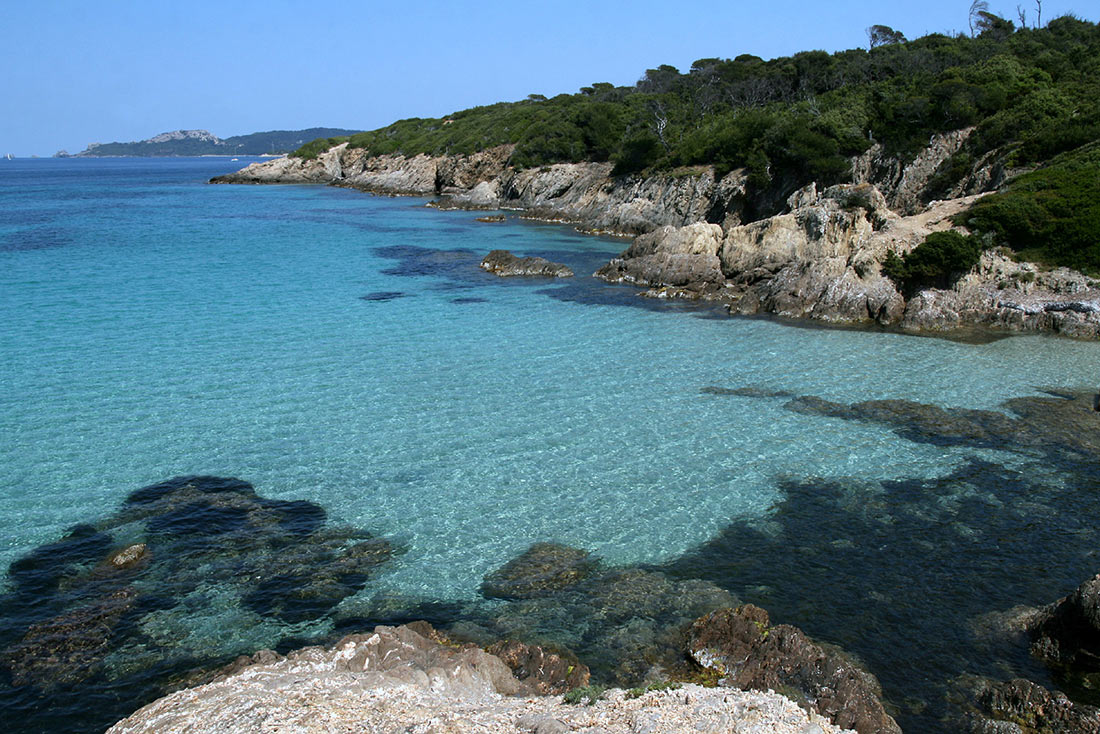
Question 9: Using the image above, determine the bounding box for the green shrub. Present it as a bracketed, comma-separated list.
[562, 685, 607, 705]
[961, 142, 1100, 274]
[883, 230, 983, 294]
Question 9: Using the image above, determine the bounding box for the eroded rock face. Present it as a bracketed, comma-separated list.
[596, 222, 725, 287]
[852, 128, 977, 215]
[108, 623, 854, 734]
[214, 145, 748, 236]
[688, 605, 901, 734]
[594, 179, 1100, 337]
[480, 250, 574, 278]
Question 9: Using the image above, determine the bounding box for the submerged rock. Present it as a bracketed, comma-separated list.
[0, 476, 397, 734]
[6, 523, 113, 596]
[105, 544, 149, 572]
[3, 586, 138, 688]
[688, 605, 901, 734]
[480, 250, 574, 278]
[474, 544, 737, 686]
[956, 676, 1100, 734]
[774, 389, 1100, 467]
[480, 543, 595, 599]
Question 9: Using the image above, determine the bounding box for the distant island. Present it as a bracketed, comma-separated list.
[55, 128, 362, 158]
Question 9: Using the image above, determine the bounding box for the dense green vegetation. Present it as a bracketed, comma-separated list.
[295, 14, 1099, 272]
[961, 142, 1100, 273]
[883, 231, 984, 294]
[76, 128, 361, 157]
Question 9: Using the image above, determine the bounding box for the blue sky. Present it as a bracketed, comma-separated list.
[2, 0, 1095, 156]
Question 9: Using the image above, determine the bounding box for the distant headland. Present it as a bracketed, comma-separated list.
[54, 128, 361, 158]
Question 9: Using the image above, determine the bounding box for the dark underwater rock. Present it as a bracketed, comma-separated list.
[6, 524, 113, 596]
[700, 385, 795, 398]
[3, 586, 138, 688]
[688, 605, 901, 734]
[777, 389, 1100, 465]
[359, 291, 409, 302]
[125, 476, 256, 506]
[241, 538, 393, 623]
[479, 250, 574, 278]
[957, 676, 1100, 734]
[480, 543, 596, 600]
[0, 476, 396, 733]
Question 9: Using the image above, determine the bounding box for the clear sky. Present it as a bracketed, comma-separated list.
[2, 0, 1095, 156]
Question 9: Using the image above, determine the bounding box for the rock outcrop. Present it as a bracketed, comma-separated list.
[596, 182, 1100, 337]
[108, 623, 854, 734]
[213, 143, 747, 236]
[956, 676, 1100, 734]
[480, 250, 574, 278]
[688, 605, 901, 734]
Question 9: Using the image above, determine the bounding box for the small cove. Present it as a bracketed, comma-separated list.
[2, 158, 1099, 732]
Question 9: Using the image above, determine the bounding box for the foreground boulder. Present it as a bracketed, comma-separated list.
[108, 623, 854, 734]
[485, 639, 590, 694]
[688, 605, 901, 734]
[480, 250, 574, 278]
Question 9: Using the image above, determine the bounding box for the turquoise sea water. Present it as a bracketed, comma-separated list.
[2, 158, 1099, 731]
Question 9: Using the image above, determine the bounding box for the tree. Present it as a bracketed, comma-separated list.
[969, 0, 990, 35]
[867, 24, 907, 49]
[974, 11, 1015, 38]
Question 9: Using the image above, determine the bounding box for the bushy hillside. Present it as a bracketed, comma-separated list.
[295, 14, 1100, 271]
[78, 128, 362, 157]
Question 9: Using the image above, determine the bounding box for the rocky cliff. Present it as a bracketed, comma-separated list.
[213, 142, 746, 236]
[595, 182, 1100, 338]
[212, 138, 1100, 339]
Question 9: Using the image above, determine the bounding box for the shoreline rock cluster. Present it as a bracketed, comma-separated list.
[211, 135, 1100, 340]
[107, 622, 858, 734]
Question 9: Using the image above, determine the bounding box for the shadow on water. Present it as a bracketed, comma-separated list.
[658, 387, 1100, 731]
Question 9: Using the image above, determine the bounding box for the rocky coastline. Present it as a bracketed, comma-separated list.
[211, 135, 1100, 340]
[106, 623, 856, 734]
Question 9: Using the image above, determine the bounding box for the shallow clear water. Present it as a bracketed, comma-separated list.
[2, 158, 1099, 732]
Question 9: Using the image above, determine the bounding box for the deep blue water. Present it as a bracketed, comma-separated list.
[2, 157, 1099, 732]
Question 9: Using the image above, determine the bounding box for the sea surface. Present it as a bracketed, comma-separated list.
[1, 157, 1098, 732]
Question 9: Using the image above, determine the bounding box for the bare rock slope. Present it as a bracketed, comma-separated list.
[596, 183, 1100, 337]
